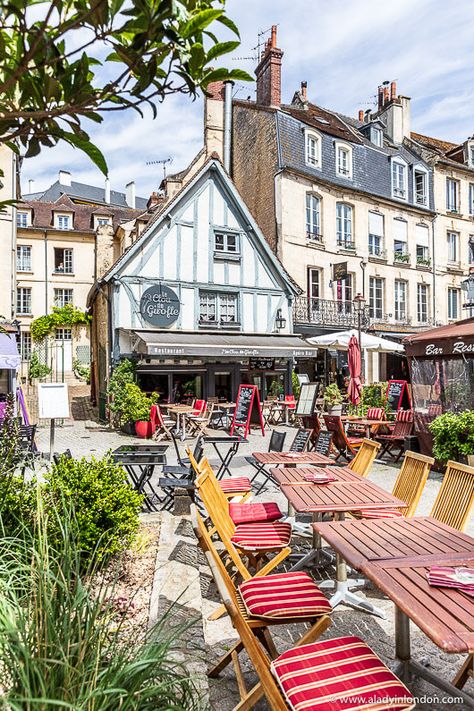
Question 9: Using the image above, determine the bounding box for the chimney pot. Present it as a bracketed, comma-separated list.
[383, 87, 390, 105]
[255, 24, 283, 107]
[58, 170, 71, 187]
[104, 177, 110, 204]
[271, 25, 277, 48]
[378, 86, 384, 111]
[125, 181, 136, 209]
[301, 81, 307, 101]
[390, 81, 397, 101]
[28, 179, 34, 193]
[358, 109, 364, 122]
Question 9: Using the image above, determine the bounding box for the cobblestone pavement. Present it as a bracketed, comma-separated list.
[35, 418, 474, 709]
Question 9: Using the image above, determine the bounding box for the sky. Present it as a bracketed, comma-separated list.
[22, 0, 474, 201]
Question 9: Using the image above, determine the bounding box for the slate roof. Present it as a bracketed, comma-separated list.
[23, 179, 148, 210]
[281, 103, 363, 144]
[18, 193, 148, 232]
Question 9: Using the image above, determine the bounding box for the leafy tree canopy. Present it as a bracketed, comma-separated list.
[0, 0, 251, 173]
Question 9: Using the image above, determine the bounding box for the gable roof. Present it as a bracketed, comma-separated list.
[410, 132, 458, 154]
[99, 156, 300, 296]
[281, 102, 363, 144]
[23, 179, 148, 210]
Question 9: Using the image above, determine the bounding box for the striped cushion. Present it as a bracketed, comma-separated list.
[367, 407, 383, 420]
[229, 501, 283, 525]
[231, 521, 292, 550]
[219, 476, 252, 493]
[239, 572, 331, 619]
[352, 508, 404, 519]
[271, 636, 414, 711]
[396, 409, 413, 422]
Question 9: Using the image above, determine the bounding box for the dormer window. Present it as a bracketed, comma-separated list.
[413, 166, 429, 207]
[335, 142, 353, 179]
[17, 210, 31, 228]
[54, 212, 73, 230]
[371, 127, 383, 147]
[391, 158, 408, 200]
[305, 130, 321, 168]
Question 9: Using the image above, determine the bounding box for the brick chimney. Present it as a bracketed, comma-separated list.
[255, 25, 283, 107]
[301, 81, 307, 101]
[147, 191, 161, 210]
[204, 79, 225, 160]
[358, 109, 364, 122]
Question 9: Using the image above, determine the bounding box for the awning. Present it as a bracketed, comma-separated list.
[131, 330, 319, 359]
[307, 329, 404, 353]
[0, 332, 20, 369]
[403, 317, 474, 357]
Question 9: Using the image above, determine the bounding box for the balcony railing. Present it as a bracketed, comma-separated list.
[293, 297, 370, 329]
[306, 230, 323, 243]
[337, 239, 356, 251]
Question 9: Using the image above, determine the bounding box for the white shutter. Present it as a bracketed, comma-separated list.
[415, 223, 429, 246]
[368, 212, 384, 236]
[393, 218, 408, 242]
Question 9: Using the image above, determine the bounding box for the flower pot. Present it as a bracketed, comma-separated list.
[468, 455, 474, 467]
[135, 420, 154, 439]
[120, 421, 135, 435]
[327, 404, 342, 416]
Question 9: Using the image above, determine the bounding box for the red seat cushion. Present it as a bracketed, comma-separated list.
[271, 636, 414, 711]
[229, 501, 283, 525]
[219, 476, 252, 493]
[347, 437, 364, 445]
[352, 508, 404, 519]
[239, 572, 331, 619]
[231, 521, 292, 550]
[367, 407, 383, 420]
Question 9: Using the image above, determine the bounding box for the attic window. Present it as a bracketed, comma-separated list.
[371, 127, 383, 147]
[316, 118, 330, 125]
[468, 141, 474, 168]
[305, 129, 322, 169]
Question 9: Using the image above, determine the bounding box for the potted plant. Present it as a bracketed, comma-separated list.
[323, 383, 343, 415]
[429, 411, 474, 465]
[112, 383, 154, 437]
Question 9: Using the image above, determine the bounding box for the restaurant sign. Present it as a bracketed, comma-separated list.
[424, 340, 474, 356]
[140, 285, 180, 327]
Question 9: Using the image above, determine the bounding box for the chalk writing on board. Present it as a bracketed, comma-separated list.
[290, 429, 311, 452]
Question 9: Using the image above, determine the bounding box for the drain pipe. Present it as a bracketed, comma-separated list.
[223, 80, 234, 172]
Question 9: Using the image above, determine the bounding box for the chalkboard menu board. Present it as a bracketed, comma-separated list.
[386, 379, 410, 411]
[296, 382, 319, 417]
[314, 431, 332, 456]
[230, 384, 265, 438]
[249, 357, 274, 370]
[290, 429, 311, 452]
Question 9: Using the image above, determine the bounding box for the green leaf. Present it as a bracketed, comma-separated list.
[62, 133, 108, 175]
[217, 14, 240, 37]
[181, 8, 223, 39]
[206, 40, 240, 62]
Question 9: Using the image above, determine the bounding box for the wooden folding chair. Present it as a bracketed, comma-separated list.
[191, 505, 332, 680]
[347, 438, 381, 477]
[205, 549, 415, 711]
[186, 402, 215, 436]
[351, 451, 433, 519]
[374, 410, 414, 462]
[428, 460, 474, 691]
[151, 404, 177, 442]
[190, 452, 292, 576]
[323, 414, 363, 461]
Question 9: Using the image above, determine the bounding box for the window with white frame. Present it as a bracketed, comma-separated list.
[394, 280, 407, 321]
[16, 287, 31, 315]
[17, 245, 32, 271]
[371, 127, 383, 147]
[415, 223, 430, 264]
[336, 203, 353, 248]
[417, 284, 428, 323]
[54, 288, 73, 307]
[447, 231, 459, 263]
[336, 274, 353, 314]
[20, 331, 32, 361]
[307, 267, 320, 308]
[468, 142, 474, 168]
[214, 231, 240, 255]
[393, 218, 408, 257]
[469, 184, 474, 216]
[54, 247, 73, 273]
[369, 277, 384, 319]
[305, 130, 321, 168]
[55, 328, 72, 341]
[199, 291, 238, 325]
[391, 159, 407, 199]
[448, 288, 459, 320]
[95, 216, 111, 228]
[368, 211, 384, 257]
[305, 194, 321, 239]
[335, 143, 352, 179]
[55, 212, 72, 230]
[446, 178, 459, 212]
[16, 210, 30, 228]
[469, 237, 474, 265]
[414, 167, 428, 206]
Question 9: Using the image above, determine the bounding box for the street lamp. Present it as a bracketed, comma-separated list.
[275, 308, 287, 331]
[353, 293, 366, 379]
[461, 267, 474, 310]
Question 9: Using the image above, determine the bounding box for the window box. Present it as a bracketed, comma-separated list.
[416, 256, 431, 267]
[394, 252, 410, 264]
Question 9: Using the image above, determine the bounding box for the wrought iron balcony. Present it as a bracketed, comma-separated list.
[337, 239, 356, 251]
[293, 297, 370, 329]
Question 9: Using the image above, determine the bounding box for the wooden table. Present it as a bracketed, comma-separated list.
[270, 465, 362, 487]
[253, 451, 336, 466]
[278, 478, 406, 616]
[341, 416, 392, 437]
[163, 404, 195, 440]
[313, 516, 474, 705]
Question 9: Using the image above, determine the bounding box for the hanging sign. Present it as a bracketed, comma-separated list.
[386, 379, 410, 411]
[333, 262, 348, 281]
[249, 357, 275, 370]
[230, 384, 265, 438]
[140, 285, 180, 327]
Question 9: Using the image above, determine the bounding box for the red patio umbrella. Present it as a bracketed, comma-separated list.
[347, 335, 362, 405]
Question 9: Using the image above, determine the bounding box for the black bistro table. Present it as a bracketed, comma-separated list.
[203, 435, 248, 479]
[112, 444, 168, 511]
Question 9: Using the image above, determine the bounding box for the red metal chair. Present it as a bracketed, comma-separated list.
[374, 409, 414, 461]
[323, 415, 363, 461]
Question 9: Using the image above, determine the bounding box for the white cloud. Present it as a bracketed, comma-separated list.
[22, 0, 474, 196]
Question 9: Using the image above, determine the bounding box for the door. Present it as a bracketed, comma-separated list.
[55, 328, 73, 374]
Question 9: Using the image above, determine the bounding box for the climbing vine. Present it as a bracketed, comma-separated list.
[30, 305, 91, 343]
